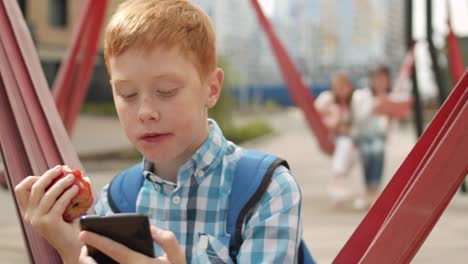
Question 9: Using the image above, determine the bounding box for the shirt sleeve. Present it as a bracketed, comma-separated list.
[93, 184, 114, 216]
[236, 165, 303, 263]
[352, 88, 375, 123]
[315, 90, 334, 112]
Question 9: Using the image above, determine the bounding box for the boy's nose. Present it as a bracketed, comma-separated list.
[138, 100, 160, 122]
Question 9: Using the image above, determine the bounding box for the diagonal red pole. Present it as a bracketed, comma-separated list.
[334, 71, 468, 263]
[0, 0, 84, 262]
[250, 0, 334, 155]
[445, 0, 467, 194]
[53, 0, 108, 134]
[446, 3, 466, 86]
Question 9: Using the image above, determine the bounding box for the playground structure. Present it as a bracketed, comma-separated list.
[0, 0, 466, 263]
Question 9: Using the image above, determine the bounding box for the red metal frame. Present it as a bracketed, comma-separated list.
[250, 0, 334, 155]
[446, 7, 465, 85]
[0, 0, 87, 262]
[53, 0, 108, 134]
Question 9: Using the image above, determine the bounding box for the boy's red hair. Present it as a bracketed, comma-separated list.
[104, 0, 216, 79]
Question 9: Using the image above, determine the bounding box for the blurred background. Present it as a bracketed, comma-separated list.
[23, 0, 468, 108]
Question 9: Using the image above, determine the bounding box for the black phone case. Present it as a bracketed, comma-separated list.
[80, 213, 155, 264]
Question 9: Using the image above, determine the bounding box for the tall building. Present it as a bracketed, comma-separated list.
[193, 0, 259, 84]
[382, 0, 406, 75]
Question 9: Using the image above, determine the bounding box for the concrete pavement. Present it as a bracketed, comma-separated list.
[0, 109, 466, 263]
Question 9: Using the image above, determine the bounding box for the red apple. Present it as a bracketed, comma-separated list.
[47, 166, 94, 222]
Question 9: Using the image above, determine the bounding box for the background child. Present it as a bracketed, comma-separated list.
[316, 73, 357, 204]
[351, 64, 411, 210]
[14, 1, 303, 263]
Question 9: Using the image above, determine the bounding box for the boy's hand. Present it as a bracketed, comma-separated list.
[14, 165, 82, 262]
[79, 226, 186, 264]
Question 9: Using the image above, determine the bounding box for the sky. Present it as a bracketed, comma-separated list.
[259, 0, 275, 17]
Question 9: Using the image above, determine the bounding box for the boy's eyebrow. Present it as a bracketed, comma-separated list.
[111, 73, 184, 87]
[112, 79, 133, 86]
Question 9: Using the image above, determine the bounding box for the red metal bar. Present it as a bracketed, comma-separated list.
[1, 1, 59, 169]
[446, 13, 466, 85]
[0, 75, 39, 264]
[360, 82, 467, 263]
[334, 71, 468, 263]
[64, 0, 108, 133]
[250, 0, 334, 155]
[53, 0, 108, 134]
[0, 0, 84, 262]
[0, 34, 62, 264]
[52, 0, 92, 122]
[2, 0, 79, 169]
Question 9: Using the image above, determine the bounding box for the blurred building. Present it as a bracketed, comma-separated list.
[19, 0, 408, 102]
[194, 0, 406, 86]
[20, 0, 120, 101]
[381, 0, 406, 78]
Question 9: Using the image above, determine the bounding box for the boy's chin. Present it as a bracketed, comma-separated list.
[142, 151, 176, 164]
[143, 150, 195, 167]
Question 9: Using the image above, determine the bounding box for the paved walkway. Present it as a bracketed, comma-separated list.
[0, 110, 466, 263]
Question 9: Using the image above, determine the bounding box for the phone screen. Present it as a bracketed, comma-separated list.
[80, 213, 155, 263]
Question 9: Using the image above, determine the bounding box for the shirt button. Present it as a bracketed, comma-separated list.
[150, 175, 158, 182]
[172, 196, 181, 205]
[153, 184, 161, 191]
[195, 170, 204, 177]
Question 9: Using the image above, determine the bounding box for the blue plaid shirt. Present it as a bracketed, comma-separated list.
[94, 120, 303, 263]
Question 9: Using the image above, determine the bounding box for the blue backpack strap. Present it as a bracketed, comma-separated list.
[227, 150, 288, 260]
[299, 240, 316, 264]
[107, 162, 145, 213]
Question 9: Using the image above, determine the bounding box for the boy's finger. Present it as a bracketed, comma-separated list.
[48, 184, 79, 218]
[79, 245, 98, 264]
[14, 176, 39, 214]
[37, 173, 76, 215]
[79, 231, 147, 263]
[29, 165, 63, 208]
[151, 226, 185, 263]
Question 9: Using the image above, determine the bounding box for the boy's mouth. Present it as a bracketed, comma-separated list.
[140, 132, 171, 143]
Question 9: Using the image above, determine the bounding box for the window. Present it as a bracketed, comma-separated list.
[49, 0, 67, 27]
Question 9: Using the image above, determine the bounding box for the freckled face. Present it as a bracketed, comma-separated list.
[108, 46, 210, 165]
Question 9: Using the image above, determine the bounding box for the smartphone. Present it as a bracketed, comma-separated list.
[80, 213, 155, 263]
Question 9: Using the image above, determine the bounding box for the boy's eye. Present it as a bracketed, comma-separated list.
[122, 93, 137, 99]
[157, 89, 177, 97]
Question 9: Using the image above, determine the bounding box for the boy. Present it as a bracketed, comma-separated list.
[14, 0, 303, 263]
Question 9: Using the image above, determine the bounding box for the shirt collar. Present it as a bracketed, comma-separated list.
[143, 119, 227, 185]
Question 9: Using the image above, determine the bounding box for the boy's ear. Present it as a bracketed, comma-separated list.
[205, 68, 224, 108]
